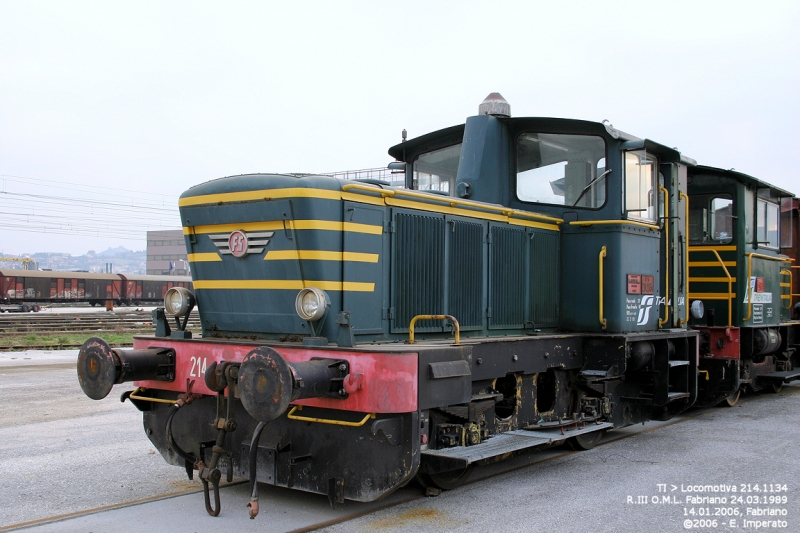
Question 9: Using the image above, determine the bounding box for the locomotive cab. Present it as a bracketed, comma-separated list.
[390, 94, 693, 335]
[383, 94, 700, 425]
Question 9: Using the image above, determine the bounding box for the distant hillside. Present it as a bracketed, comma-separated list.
[29, 249, 147, 274]
[97, 246, 135, 257]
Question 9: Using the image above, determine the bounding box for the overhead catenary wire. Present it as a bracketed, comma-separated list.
[0, 172, 184, 245]
[0, 173, 178, 208]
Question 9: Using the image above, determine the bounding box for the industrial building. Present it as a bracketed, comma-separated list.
[146, 230, 188, 275]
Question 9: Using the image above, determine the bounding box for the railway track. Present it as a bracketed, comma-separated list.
[0, 310, 201, 350]
[5, 389, 794, 533]
[0, 423, 646, 532]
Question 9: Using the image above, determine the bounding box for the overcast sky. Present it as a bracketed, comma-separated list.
[1, 1, 798, 256]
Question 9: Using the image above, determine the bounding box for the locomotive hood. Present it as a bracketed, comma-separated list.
[179, 173, 372, 340]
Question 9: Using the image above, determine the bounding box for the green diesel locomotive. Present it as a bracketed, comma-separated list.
[77, 94, 799, 518]
[688, 166, 800, 406]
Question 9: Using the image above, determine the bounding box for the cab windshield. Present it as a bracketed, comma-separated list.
[516, 133, 606, 208]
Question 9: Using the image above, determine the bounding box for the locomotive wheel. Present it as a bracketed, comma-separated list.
[719, 389, 741, 407]
[417, 466, 474, 491]
[568, 430, 605, 451]
[769, 381, 783, 394]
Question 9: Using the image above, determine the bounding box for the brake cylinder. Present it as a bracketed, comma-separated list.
[752, 328, 781, 356]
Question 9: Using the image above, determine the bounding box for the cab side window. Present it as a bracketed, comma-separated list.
[689, 194, 733, 244]
[624, 151, 657, 222]
[412, 143, 462, 195]
[756, 198, 779, 249]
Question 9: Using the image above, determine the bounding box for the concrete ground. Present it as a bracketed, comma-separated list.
[2, 350, 797, 533]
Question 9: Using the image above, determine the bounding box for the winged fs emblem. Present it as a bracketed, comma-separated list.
[209, 230, 274, 257]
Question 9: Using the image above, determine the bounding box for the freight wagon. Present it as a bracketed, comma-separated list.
[0, 270, 192, 309]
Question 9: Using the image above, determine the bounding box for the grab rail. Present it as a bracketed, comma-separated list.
[408, 314, 461, 344]
[659, 185, 670, 328]
[128, 388, 180, 405]
[286, 405, 375, 427]
[569, 220, 660, 231]
[780, 269, 792, 309]
[678, 191, 689, 326]
[599, 246, 607, 330]
[743, 253, 792, 322]
[687, 247, 734, 327]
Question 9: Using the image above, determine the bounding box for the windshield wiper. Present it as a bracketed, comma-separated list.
[571, 169, 612, 207]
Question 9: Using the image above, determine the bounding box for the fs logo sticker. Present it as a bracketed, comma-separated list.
[632, 295, 685, 326]
[637, 296, 655, 325]
[210, 231, 275, 257]
[228, 230, 248, 257]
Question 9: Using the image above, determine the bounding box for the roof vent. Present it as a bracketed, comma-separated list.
[478, 92, 510, 117]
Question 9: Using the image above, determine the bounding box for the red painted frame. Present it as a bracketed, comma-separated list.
[132, 338, 419, 413]
[696, 326, 741, 359]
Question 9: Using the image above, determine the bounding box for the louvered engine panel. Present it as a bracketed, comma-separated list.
[392, 211, 445, 332]
[489, 225, 527, 329]
[530, 231, 559, 326]
[448, 218, 485, 329]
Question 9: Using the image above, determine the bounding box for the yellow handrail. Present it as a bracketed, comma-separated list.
[128, 388, 180, 405]
[286, 405, 375, 427]
[659, 185, 669, 328]
[599, 246, 607, 330]
[340, 183, 564, 224]
[743, 252, 792, 322]
[780, 269, 792, 309]
[678, 191, 689, 326]
[688, 247, 733, 327]
[569, 220, 660, 231]
[791, 266, 800, 308]
[408, 314, 460, 344]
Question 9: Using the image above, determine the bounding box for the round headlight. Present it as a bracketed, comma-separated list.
[164, 287, 195, 317]
[690, 300, 704, 319]
[295, 288, 329, 321]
